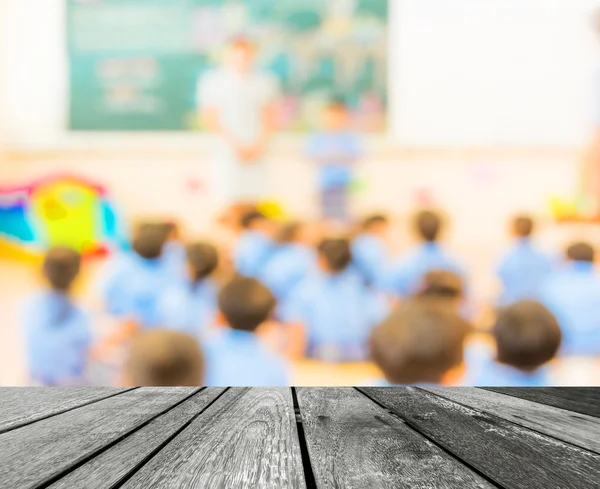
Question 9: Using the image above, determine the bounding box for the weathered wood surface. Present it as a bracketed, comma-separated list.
[120, 388, 306, 489]
[484, 387, 600, 418]
[0, 387, 199, 489]
[0, 387, 131, 434]
[0, 387, 599, 489]
[49, 388, 226, 489]
[296, 387, 494, 488]
[362, 387, 600, 489]
[424, 387, 600, 454]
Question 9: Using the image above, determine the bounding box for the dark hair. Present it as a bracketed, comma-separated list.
[43, 247, 81, 292]
[493, 300, 562, 371]
[318, 238, 352, 273]
[513, 215, 534, 238]
[125, 330, 204, 386]
[240, 210, 268, 230]
[187, 242, 219, 284]
[417, 270, 463, 300]
[414, 210, 442, 242]
[370, 299, 471, 385]
[566, 242, 595, 263]
[218, 277, 276, 332]
[132, 222, 169, 260]
[276, 221, 303, 244]
[361, 214, 389, 232]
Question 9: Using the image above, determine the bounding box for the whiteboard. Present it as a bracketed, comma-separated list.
[389, 0, 600, 146]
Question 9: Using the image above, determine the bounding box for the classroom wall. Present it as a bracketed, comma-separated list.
[0, 0, 598, 148]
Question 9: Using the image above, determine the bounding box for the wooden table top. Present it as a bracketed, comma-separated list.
[0, 387, 599, 489]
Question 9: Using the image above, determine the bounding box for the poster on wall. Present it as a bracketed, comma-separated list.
[67, 0, 388, 131]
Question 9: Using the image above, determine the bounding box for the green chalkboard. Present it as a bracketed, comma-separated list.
[67, 0, 388, 131]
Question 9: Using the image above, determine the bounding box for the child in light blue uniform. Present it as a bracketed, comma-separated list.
[368, 298, 471, 386]
[464, 300, 561, 386]
[384, 210, 466, 298]
[306, 98, 362, 223]
[203, 276, 290, 386]
[157, 242, 219, 337]
[259, 221, 318, 312]
[496, 215, 555, 307]
[282, 238, 389, 362]
[539, 242, 600, 356]
[233, 210, 276, 278]
[160, 221, 187, 282]
[351, 214, 390, 287]
[22, 247, 92, 386]
[98, 222, 171, 329]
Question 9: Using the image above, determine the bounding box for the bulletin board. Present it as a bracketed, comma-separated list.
[67, 0, 388, 131]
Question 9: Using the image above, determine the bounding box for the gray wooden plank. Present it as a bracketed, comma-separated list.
[120, 388, 306, 489]
[0, 387, 200, 489]
[484, 388, 600, 418]
[49, 388, 226, 489]
[362, 387, 600, 489]
[0, 387, 132, 434]
[423, 387, 600, 454]
[296, 387, 495, 488]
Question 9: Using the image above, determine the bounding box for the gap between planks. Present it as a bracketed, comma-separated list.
[354, 387, 505, 489]
[0, 387, 139, 436]
[35, 387, 217, 489]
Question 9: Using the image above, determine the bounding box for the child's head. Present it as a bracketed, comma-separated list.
[240, 210, 274, 236]
[512, 215, 534, 239]
[322, 97, 350, 130]
[131, 222, 169, 260]
[566, 242, 595, 263]
[493, 300, 562, 372]
[124, 329, 204, 386]
[218, 276, 276, 333]
[414, 210, 443, 243]
[187, 242, 219, 284]
[361, 214, 390, 237]
[417, 270, 464, 303]
[370, 299, 471, 385]
[162, 220, 181, 242]
[317, 238, 352, 274]
[43, 247, 81, 292]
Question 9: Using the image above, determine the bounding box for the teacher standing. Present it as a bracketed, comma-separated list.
[197, 37, 280, 217]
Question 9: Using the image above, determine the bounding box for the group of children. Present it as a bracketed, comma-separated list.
[19, 205, 600, 387]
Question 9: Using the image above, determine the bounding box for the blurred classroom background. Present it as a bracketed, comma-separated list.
[1, 0, 600, 386]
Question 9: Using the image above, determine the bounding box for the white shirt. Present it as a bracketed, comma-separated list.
[196, 67, 279, 146]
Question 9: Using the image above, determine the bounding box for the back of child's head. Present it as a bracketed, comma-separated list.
[125, 329, 204, 386]
[493, 300, 562, 372]
[566, 242, 595, 263]
[512, 215, 534, 238]
[218, 276, 276, 332]
[414, 210, 443, 243]
[370, 298, 471, 385]
[417, 270, 464, 300]
[43, 247, 81, 292]
[162, 220, 181, 241]
[361, 214, 389, 234]
[187, 242, 219, 284]
[240, 209, 270, 231]
[131, 222, 169, 260]
[276, 221, 303, 244]
[317, 238, 352, 273]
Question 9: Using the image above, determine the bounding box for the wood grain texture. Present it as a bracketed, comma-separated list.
[484, 388, 600, 418]
[296, 387, 495, 489]
[0, 387, 199, 489]
[362, 387, 600, 489]
[48, 388, 226, 489]
[120, 388, 306, 489]
[0, 387, 131, 434]
[423, 387, 600, 454]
